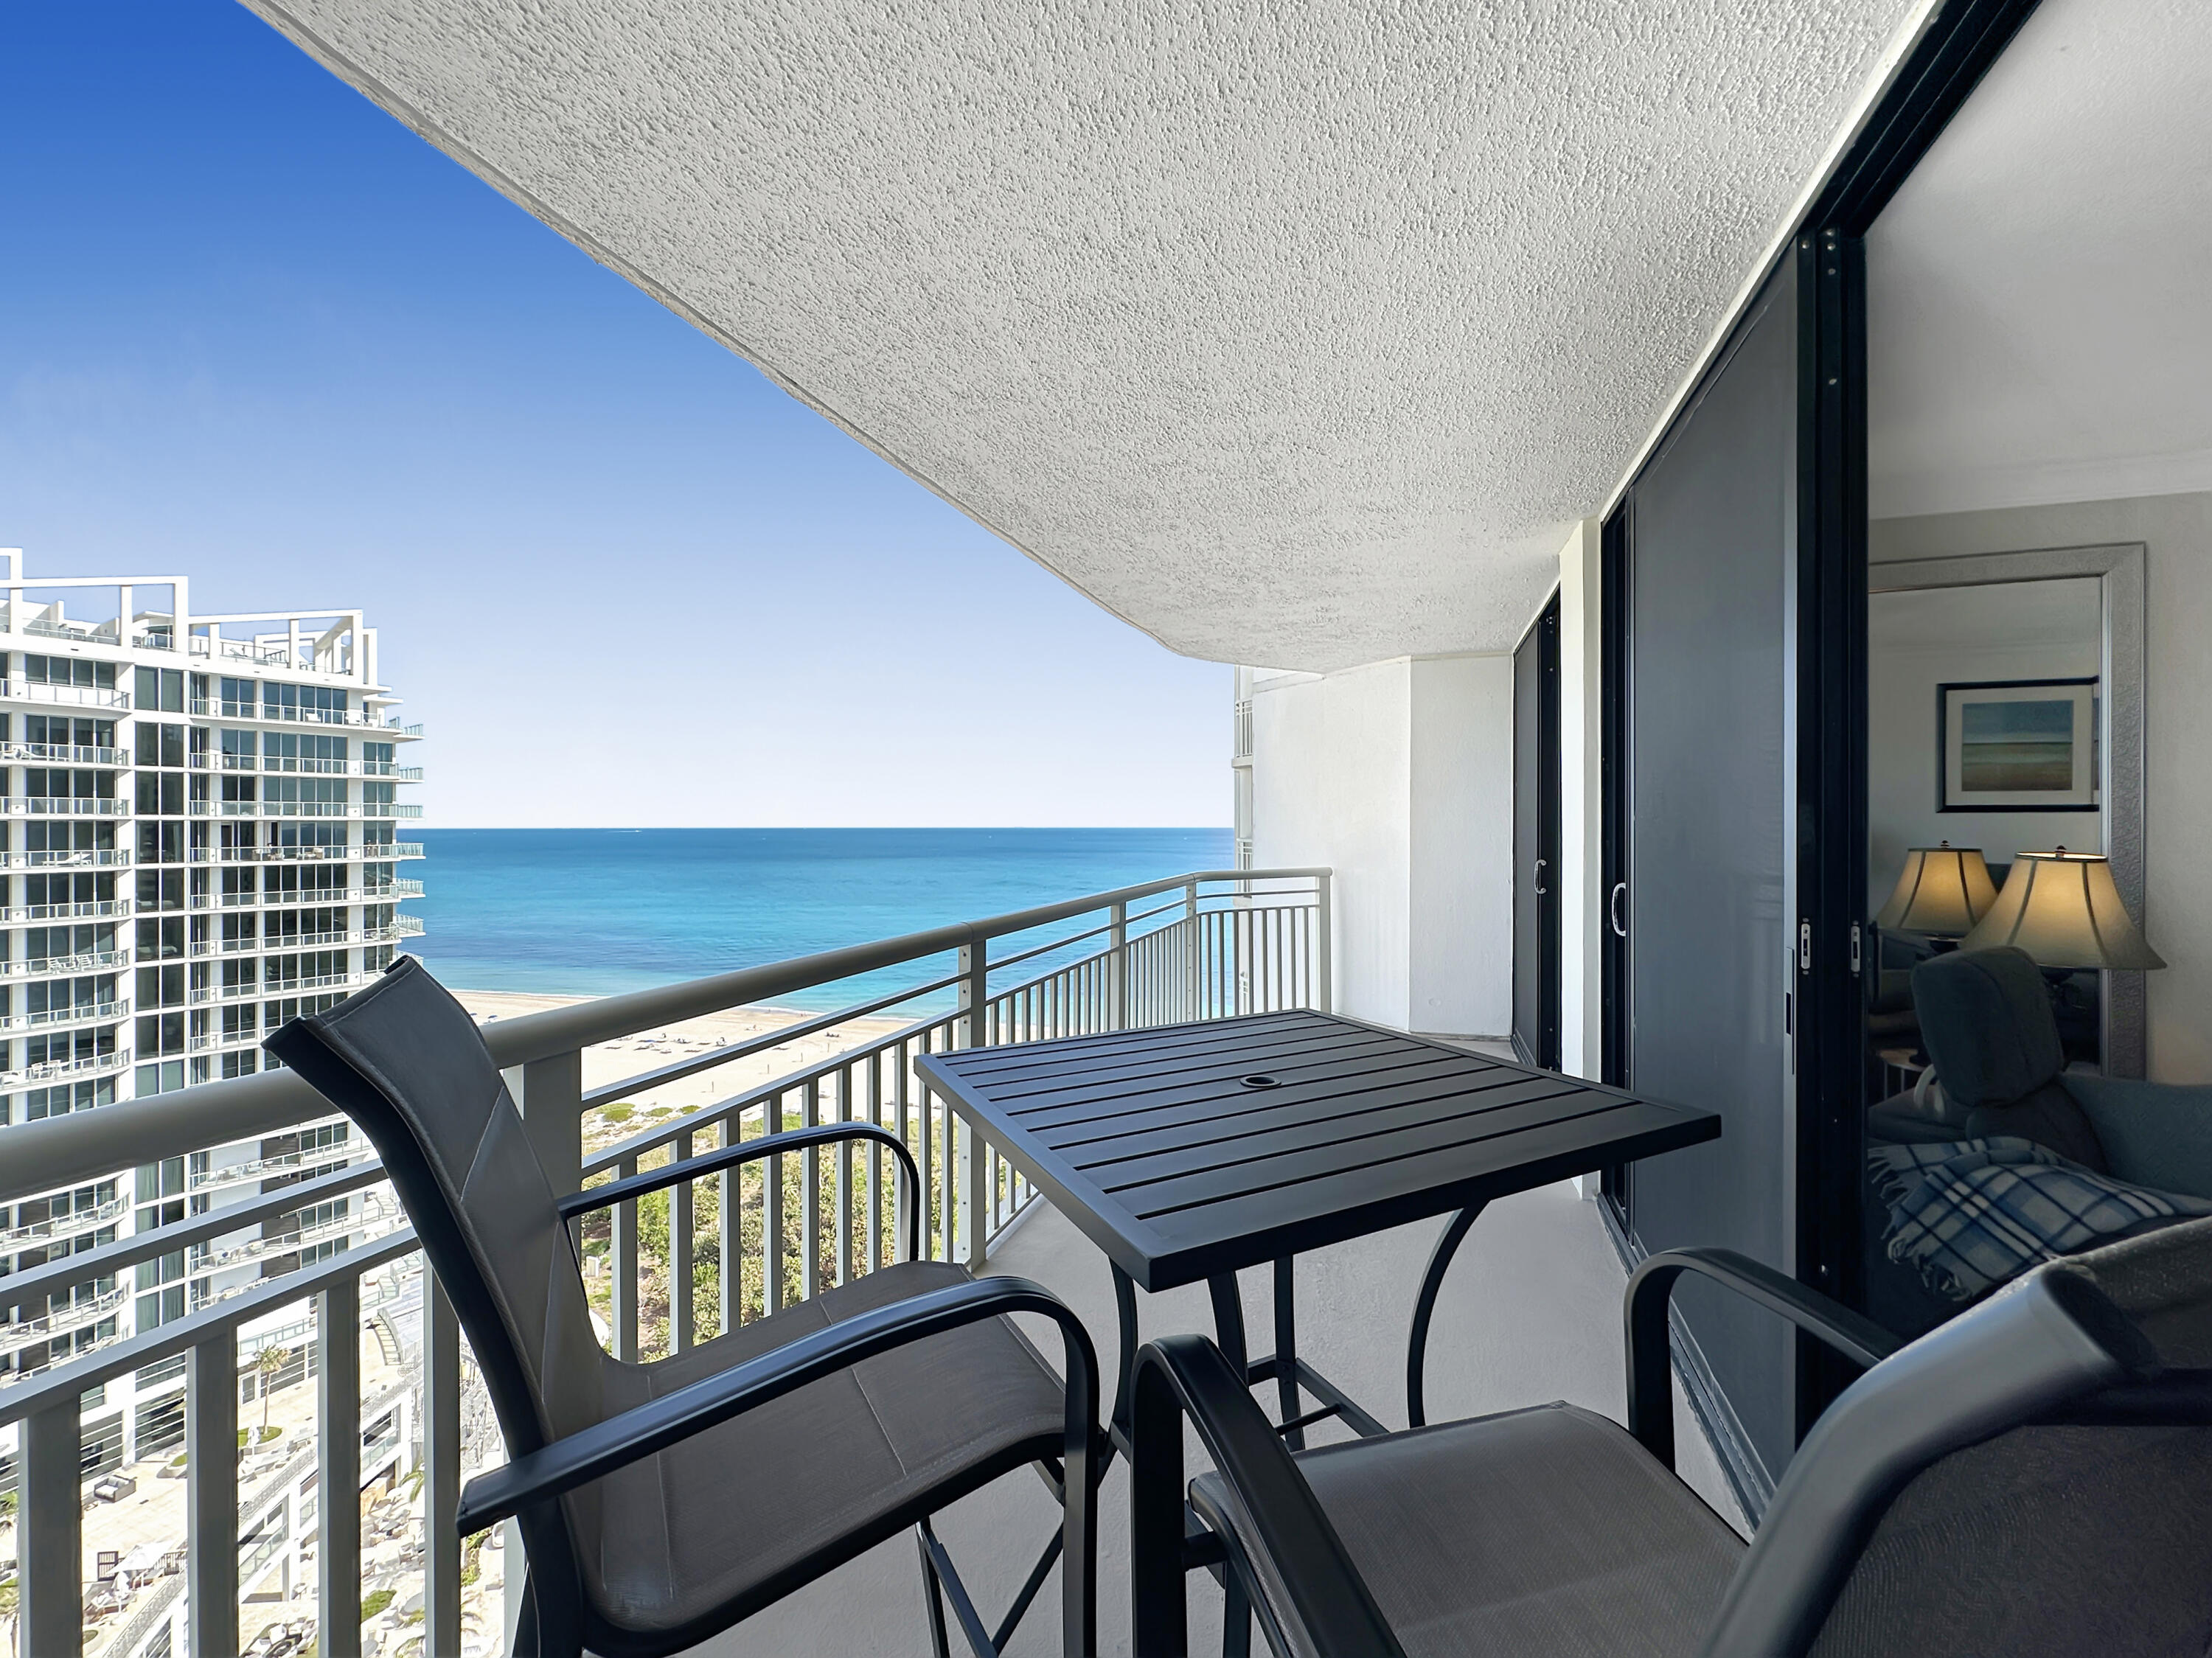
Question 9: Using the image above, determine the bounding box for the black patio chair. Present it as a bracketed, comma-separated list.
[1132, 1219, 2212, 1657]
[268, 955, 1100, 1658]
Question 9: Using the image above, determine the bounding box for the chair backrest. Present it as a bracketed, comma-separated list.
[265, 958, 612, 1528]
[1912, 946, 2107, 1170]
[1702, 1216, 2212, 1657]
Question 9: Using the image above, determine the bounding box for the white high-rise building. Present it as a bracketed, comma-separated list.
[0, 548, 423, 1469]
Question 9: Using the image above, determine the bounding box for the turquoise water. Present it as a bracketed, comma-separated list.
[403, 826, 1233, 1011]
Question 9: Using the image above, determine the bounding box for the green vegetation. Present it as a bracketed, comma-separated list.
[599, 1102, 634, 1125]
[361, 1587, 394, 1621]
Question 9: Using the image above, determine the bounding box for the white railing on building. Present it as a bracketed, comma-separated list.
[0, 1000, 131, 1035]
[187, 699, 420, 735]
[1, 847, 132, 871]
[5, 950, 131, 979]
[0, 681, 132, 709]
[0, 1051, 128, 1087]
[13, 898, 132, 922]
[0, 865, 1331, 1658]
[192, 755, 423, 779]
[1234, 696, 1254, 762]
[215, 841, 424, 863]
[0, 742, 130, 766]
[2, 795, 130, 816]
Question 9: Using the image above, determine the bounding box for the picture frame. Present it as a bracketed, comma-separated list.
[1938, 677, 2098, 812]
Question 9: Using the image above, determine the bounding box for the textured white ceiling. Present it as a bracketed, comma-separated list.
[1869, 0, 2212, 520]
[248, 0, 1924, 669]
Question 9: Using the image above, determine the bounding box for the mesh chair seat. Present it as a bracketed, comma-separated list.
[590, 1258, 1067, 1633]
[1192, 1402, 1744, 1658]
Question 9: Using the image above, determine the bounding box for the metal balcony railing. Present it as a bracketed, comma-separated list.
[187, 699, 418, 734]
[1, 846, 131, 870]
[0, 865, 1330, 1658]
[191, 754, 422, 779]
[2, 795, 129, 816]
[4, 950, 129, 978]
[1, 681, 131, 709]
[217, 921, 422, 952]
[0, 1193, 127, 1248]
[1234, 695, 1254, 761]
[0, 1050, 128, 1087]
[0, 742, 129, 766]
[0, 1000, 130, 1035]
[215, 840, 424, 863]
[0, 1282, 127, 1345]
[215, 881, 423, 907]
[13, 898, 131, 922]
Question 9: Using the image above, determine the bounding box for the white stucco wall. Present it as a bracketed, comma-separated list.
[1410, 655, 1515, 1036]
[1872, 491, 2212, 1082]
[1250, 655, 1512, 1034]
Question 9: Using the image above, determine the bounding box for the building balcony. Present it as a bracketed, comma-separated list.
[0, 680, 131, 709]
[185, 1137, 361, 1192]
[217, 881, 423, 908]
[1, 795, 129, 817]
[10, 899, 132, 922]
[214, 970, 373, 1001]
[216, 920, 422, 952]
[0, 1000, 130, 1035]
[0, 847, 131, 871]
[4, 950, 130, 979]
[209, 800, 425, 821]
[189, 754, 422, 780]
[214, 840, 424, 863]
[187, 698, 420, 736]
[0, 1282, 125, 1347]
[0, 1193, 127, 1249]
[0, 1049, 128, 1087]
[0, 742, 129, 767]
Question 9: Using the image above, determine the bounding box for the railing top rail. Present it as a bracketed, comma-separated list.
[0, 866, 1328, 1203]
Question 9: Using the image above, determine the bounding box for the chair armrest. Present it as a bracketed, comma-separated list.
[1131, 1334, 1407, 1658]
[560, 1121, 921, 1258]
[456, 1273, 1099, 1535]
[2065, 1075, 2212, 1202]
[1626, 1248, 1903, 1469]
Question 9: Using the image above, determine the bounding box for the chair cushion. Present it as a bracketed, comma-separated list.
[582, 1258, 1067, 1637]
[1914, 949, 2108, 1172]
[1191, 1402, 1744, 1658]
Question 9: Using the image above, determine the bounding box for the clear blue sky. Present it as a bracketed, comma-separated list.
[0, 3, 1228, 827]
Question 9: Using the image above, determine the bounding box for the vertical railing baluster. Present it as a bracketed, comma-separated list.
[18, 1399, 82, 1657]
[917, 1032, 936, 1261]
[425, 1275, 463, 1655]
[188, 1331, 240, 1658]
[319, 1278, 364, 1658]
[612, 1156, 639, 1360]
[835, 1065, 854, 1286]
[765, 1092, 787, 1312]
[1316, 871, 1333, 1011]
[866, 1051, 884, 1272]
[898, 1038, 916, 1262]
[958, 944, 989, 1269]
[1111, 899, 1129, 1030]
[719, 1112, 740, 1332]
[671, 1129, 695, 1352]
[801, 1077, 821, 1302]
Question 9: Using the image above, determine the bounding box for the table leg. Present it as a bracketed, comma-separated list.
[1272, 1256, 1305, 1451]
[1111, 1264, 1141, 1453]
[1406, 1202, 1486, 1429]
[1207, 1271, 1248, 1374]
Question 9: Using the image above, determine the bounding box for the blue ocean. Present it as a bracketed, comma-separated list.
[403, 827, 1233, 1012]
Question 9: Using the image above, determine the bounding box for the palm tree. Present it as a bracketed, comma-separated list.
[257, 1345, 293, 1436]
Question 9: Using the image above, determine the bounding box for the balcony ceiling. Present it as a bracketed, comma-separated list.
[247, 1, 1925, 670]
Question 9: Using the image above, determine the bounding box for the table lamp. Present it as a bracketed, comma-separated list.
[1958, 847, 2166, 970]
[1874, 842, 1999, 937]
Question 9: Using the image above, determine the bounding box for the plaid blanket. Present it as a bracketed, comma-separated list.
[1869, 1136, 2212, 1302]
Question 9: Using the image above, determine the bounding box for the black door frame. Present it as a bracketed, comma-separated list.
[1512, 589, 1562, 1070]
[1601, 0, 2048, 1469]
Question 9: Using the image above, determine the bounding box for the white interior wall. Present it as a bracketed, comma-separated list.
[1249, 654, 1513, 1034]
[1871, 492, 2212, 1083]
[1250, 661, 1414, 1028]
[1410, 655, 1514, 1037]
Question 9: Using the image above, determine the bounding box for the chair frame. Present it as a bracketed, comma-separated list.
[1130, 1243, 2204, 1658]
[271, 1009, 1102, 1658]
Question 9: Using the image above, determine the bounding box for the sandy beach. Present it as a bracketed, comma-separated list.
[451, 988, 922, 1153]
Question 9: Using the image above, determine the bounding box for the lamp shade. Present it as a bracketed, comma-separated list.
[1874, 843, 1999, 936]
[1958, 849, 2166, 970]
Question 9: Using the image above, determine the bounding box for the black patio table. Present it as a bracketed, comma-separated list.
[915, 1007, 1722, 1455]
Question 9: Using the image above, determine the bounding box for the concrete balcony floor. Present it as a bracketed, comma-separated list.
[695, 1177, 1746, 1658]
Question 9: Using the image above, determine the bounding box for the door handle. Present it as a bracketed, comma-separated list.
[1610, 882, 1628, 938]
[1533, 858, 1548, 896]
